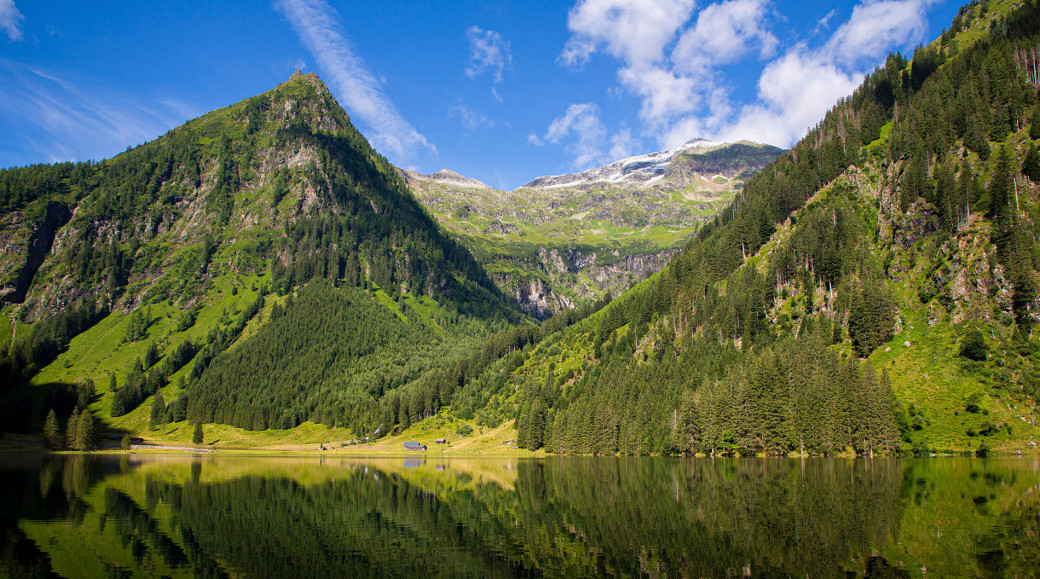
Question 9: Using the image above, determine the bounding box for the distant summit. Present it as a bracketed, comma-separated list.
[521, 139, 782, 190]
[402, 168, 492, 190]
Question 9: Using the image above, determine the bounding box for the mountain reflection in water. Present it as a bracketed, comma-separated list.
[0, 455, 1037, 577]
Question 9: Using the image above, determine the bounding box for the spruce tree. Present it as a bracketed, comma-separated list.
[934, 160, 956, 232]
[76, 379, 95, 411]
[150, 392, 166, 429]
[965, 115, 991, 160]
[75, 412, 97, 451]
[1022, 145, 1040, 182]
[1030, 103, 1040, 140]
[193, 422, 204, 445]
[65, 408, 80, 450]
[43, 409, 62, 450]
[848, 281, 896, 357]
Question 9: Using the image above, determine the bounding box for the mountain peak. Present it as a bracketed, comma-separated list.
[521, 139, 782, 190]
[680, 137, 718, 150]
[403, 168, 491, 189]
[278, 70, 331, 98]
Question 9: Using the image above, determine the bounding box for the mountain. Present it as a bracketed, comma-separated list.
[433, 0, 1040, 455]
[522, 138, 776, 189]
[404, 140, 782, 317]
[0, 71, 520, 438]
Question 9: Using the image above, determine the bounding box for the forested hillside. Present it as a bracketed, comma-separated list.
[423, 0, 1040, 456]
[0, 72, 521, 440]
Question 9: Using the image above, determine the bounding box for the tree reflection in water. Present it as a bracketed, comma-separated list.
[0, 455, 1037, 577]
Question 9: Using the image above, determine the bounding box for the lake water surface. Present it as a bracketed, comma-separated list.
[0, 455, 1037, 577]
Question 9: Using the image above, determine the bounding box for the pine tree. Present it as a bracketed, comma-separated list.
[1030, 102, 1040, 140]
[150, 392, 166, 429]
[1022, 144, 1040, 182]
[848, 281, 896, 357]
[988, 146, 1012, 226]
[43, 409, 62, 450]
[965, 114, 991, 160]
[76, 379, 95, 411]
[75, 412, 97, 451]
[193, 422, 204, 445]
[65, 408, 80, 450]
[934, 160, 956, 232]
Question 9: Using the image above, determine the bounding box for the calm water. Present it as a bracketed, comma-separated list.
[0, 455, 1037, 578]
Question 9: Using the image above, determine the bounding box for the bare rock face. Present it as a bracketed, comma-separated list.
[0, 201, 72, 307]
[494, 246, 678, 318]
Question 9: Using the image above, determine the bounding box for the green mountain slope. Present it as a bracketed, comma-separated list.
[404, 141, 782, 317]
[431, 0, 1040, 455]
[0, 72, 520, 441]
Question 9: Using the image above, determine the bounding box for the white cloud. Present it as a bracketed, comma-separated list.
[0, 0, 24, 41]
[559, 0, 944, 151]
[559, 0, 697, 66]
[673, 0, 777, 73]
[618, 65, 698, 121]
[816, 8, 837, 31]
[826, 0, 936, 65]
[450, 102, 491, 130]
[609, 128, 638, 160]
[156, 98, 202, 123]
[532, 102, 634, 169]
[275, 0, 435, 163]
[465, 26, 512, 82]
[715, 50, 863, 146]
[0, 62, 186, 164]
[559, 0, 776, 130]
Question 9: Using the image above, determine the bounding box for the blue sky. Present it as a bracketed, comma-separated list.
[1, 0, 962, 189]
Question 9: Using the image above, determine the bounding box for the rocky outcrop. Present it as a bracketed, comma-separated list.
[0, 201, 72, 305]
[494, 246, 678, 318]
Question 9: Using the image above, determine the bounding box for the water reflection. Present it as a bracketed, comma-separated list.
[0, 455, 1037, 577]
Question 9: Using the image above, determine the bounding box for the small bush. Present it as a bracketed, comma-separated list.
[455, 424, 473, 437]
[960, 329, 988, 361]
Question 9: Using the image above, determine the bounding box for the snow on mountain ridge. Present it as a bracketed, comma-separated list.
[522, 138, 720, 190]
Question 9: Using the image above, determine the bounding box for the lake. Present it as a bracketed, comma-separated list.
[0, 455, 1037, 577]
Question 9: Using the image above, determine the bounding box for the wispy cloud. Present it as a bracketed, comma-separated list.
[0, 60, 188, 166]
[450, 102, 491, 131]
[0, 0, 24, 41]
[529, 102, 634, 170]
[465, 26, 512, 83]
[275, 0, 436, 163]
